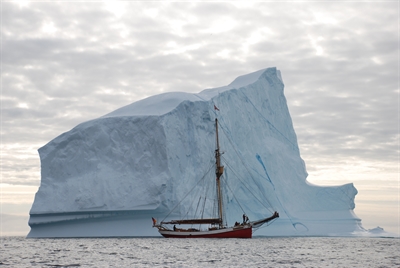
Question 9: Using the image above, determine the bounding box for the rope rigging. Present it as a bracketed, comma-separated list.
[215, 116, 299, 230]
[217, 121, 276, 212]
[220, 175, 246, 215]
[160, 160, 215, 223]
[221, 155, 274, 214]
[160, 104, 280, 232]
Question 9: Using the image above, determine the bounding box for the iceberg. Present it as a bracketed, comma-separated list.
[28, 67, 365, 237]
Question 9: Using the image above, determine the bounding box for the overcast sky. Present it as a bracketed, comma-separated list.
[1, 1, 398, 235]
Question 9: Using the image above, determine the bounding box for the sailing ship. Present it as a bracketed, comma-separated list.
[153, 118, 279, 238]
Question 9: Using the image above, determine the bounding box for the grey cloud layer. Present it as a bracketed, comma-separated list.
[1, 2, 397, 185]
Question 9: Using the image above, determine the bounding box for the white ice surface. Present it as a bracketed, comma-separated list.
[29, 67, 377, 237]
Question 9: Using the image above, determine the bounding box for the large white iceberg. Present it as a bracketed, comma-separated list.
[28, 67, 365, 237]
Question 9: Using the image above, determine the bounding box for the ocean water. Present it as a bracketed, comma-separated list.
[1, 237, 399, 267]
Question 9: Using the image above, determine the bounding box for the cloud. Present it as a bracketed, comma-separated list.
[1, 1, 397, 189]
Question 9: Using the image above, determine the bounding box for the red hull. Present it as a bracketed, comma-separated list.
[159, 226, 252, 238]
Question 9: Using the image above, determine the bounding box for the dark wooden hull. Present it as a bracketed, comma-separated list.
[158, 225, 252, 238]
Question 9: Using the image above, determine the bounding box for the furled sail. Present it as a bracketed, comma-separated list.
[161, 218, 222, 225]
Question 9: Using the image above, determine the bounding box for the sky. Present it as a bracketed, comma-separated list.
[1, 1, 398, 236]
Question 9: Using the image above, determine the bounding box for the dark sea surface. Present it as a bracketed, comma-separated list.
[1, 236, 399, 267]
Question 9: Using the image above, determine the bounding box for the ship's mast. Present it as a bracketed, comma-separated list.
[215, 118, 224, 228]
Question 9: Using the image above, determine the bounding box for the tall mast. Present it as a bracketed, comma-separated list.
[215, 118, 224, 228]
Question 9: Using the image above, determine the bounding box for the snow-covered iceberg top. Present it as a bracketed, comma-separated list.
[104, 68, 277, 117]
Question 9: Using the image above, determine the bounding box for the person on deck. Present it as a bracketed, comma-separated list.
[243, 214, 249, 224]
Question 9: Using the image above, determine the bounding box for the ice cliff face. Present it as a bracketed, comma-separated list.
[28, 68, 363, 237]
